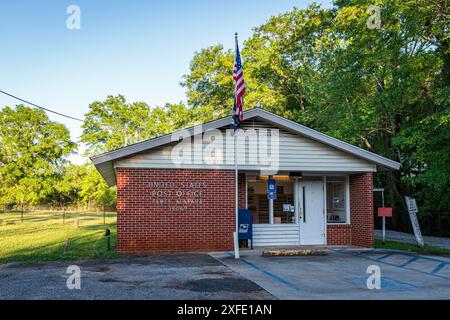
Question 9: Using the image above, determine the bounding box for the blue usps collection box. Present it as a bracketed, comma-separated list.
[238, 208, 253, 249]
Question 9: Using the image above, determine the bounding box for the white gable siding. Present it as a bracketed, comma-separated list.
[114, 119, 376, 173]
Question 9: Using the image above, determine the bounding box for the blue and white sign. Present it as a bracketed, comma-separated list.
[239, 224, 249, 233]
[267, 192, 277, 200]
[267, 179, 276, 193]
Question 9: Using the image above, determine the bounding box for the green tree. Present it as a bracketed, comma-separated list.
[78, 165, 116, 209]
[179, 1, 449, 232]
[82, 95, 195, 155]
[181, 45, 236, 121]
[244, 4, 336, 120]
[322, 0, 448, 226]
[53, 164, 88, 208]
[0, 105, 76, 206]
[393, 109, 450, 222]
[81, 95, 152, 154]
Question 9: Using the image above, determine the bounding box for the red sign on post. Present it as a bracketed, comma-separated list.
[378, 207, 393, 217]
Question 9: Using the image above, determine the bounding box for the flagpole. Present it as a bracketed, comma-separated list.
[234, 128, 239, 259]
[233, 32, 240, 260]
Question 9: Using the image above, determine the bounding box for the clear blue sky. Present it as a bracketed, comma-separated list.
[0, 0, 332, 163]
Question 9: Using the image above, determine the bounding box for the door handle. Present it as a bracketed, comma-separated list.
[302, 186, 306, 223]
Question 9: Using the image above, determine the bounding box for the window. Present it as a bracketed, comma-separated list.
[247, 175, 295, 224]
[326, 177, 348, 223]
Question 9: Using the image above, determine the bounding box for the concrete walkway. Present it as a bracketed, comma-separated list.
[375, 230, 450, 250]
[211, 247, 450, 300]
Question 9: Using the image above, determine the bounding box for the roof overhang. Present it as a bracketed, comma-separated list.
[91, 108, 401, 186]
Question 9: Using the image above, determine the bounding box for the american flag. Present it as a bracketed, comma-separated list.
[232, 33, 245, 129]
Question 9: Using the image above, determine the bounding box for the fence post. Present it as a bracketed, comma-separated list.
[103, 206, 106, 225]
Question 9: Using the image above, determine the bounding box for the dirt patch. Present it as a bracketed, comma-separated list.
[85, 266, 110, 272]
[181, 278, 262, 293]
[98, 277, 146, 286]
[146, 253, 222, 268]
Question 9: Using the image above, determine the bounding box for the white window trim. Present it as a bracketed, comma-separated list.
[326, 175, 351, 225]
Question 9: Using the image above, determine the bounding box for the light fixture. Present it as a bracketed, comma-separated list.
[257, 175, 291, 181]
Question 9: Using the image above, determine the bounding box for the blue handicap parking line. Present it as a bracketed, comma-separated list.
[346, 276, 417, 292]
[399, 256, 420, 267]
[333, 248, 450, 280]
[432, 262, 448, 274]
[355, 248, 376, 255]
[375, 253, 393, 261]
[226, 252, 302, 292]
[368, 250, 450, 273]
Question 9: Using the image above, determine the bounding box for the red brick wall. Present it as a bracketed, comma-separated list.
[327, 173, 374, 247]
[327, 224, 351, 245]
[116, 168, 236, 253]
[349, 173, 374, 247]
[238, 173, 246, 208]
[116, 168, 373, 252]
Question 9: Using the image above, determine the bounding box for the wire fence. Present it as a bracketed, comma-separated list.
[0, 203, 115, 213]
[0, 205, 116, 226]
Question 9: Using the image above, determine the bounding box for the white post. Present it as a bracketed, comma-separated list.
[269, 175, 274, 224]
[234, 132, 240, 259]
[294, 178, 299, 224]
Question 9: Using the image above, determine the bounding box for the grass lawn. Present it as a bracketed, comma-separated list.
[0, 211, 118, 263]
[374, 239, 450, 256]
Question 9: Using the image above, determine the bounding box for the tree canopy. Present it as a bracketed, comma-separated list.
[179, 0, 449, 231]
[81, 95, 192, 155]
[0, 105, 76, 206]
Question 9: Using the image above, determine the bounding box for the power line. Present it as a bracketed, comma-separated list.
[0, 89, 84, 122]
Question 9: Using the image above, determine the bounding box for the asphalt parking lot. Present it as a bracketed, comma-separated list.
[1, 248, 449, 300]
[211, 247, 450, 300]
[0, 254, 273, 300]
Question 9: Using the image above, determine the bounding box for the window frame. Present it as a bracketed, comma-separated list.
[326, 175, 350, 225]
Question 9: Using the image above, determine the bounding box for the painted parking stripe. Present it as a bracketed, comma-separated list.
[345, 248, 450, 271]
[375, 253, 393, 261]
[372, 250, 450, 265]
[399, 256, 420, 267]
[332, 249, 450, 281]
[356, 248, 376, 255]
[432, 262, 448, 274]
[226, 252, 302, 292]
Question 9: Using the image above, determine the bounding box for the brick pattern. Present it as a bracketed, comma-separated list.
[326, 173, 374, 247]
[349, 172, 374, 247]
[238, 173, 246, 208]
[116, 168, 236, 253]
[116, 168, 374, 252]
[327, 224, 351, 245]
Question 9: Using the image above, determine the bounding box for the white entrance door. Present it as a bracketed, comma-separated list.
[298, 180, 325, 245]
